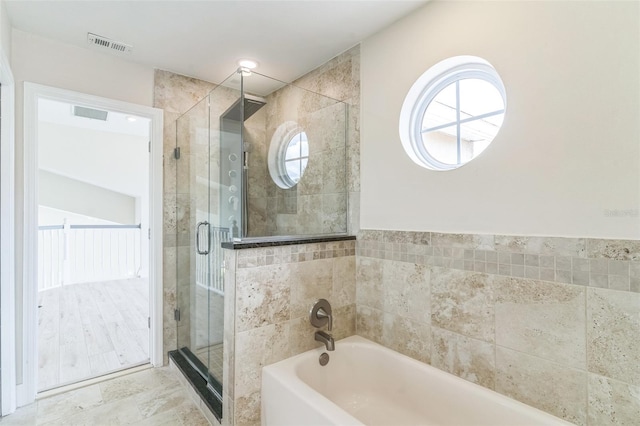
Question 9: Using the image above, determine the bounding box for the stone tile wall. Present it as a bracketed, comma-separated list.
[153, 70, 216, 363]
[245, 46, 360, 237]
[154, 42, 361, 359]
[294, 45, 360, 236]
[356, 229, 640, 425]
[224, 241, 357, 426]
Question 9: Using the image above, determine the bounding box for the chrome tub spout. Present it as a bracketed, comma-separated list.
[314, 330, 335, 351]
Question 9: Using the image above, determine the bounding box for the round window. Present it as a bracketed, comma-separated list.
[399, 56, 506, 171]
[268, 121, 309, 188]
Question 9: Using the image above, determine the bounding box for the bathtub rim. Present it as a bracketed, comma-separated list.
[262, 335, 574, 426]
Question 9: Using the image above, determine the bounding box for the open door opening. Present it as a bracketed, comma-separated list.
[36, 98, 152, 391]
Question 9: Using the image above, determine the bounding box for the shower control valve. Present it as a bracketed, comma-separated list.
[310, 299, 333, 331]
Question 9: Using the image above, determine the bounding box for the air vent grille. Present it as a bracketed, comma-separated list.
[87, 33, 132, 54]
[73, 106, 108, 121]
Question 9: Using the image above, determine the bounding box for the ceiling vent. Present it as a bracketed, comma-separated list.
[87, 33, 132, 54]
[73, 105, 108, 121]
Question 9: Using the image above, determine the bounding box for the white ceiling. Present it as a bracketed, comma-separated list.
[39, 98, 151, 138]
[5, 0, 428, 85]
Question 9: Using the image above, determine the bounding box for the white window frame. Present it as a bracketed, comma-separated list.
[268, 121, 309, 189]
[399, 56, 507, 171]
[283, 132, 309, 185]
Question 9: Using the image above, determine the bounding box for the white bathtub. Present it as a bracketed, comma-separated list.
[262, 335, 572, 426]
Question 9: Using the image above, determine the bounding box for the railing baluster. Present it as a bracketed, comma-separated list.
[37, 224, 142, 291]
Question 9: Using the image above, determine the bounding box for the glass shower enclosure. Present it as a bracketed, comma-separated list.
[174, 68, 348, 416]
[174, 72, 244, 403]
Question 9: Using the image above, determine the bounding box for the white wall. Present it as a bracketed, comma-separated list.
[0, 0, 12, 415]
[361, 1, 640, 239]
[38, 206, 117, 227]
[38, 121, 149, 199]
[39, 170, 136, 224]
[0, 1, 10, 58]
[12, 28, 155, 389]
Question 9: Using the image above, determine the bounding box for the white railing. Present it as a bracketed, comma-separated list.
[38, 223, 142, 291]
[195, 226, 230, 295]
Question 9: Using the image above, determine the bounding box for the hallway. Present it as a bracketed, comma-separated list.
[38, 278, 149, 391]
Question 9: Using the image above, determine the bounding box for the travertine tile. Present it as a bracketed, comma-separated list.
[235, 323, 290, 398]
[235, 390, 260, 426]
[100, 367, 181, 403]
[495, 236, 585, 257]
[135, 386, 189, 419]
[382, 313, 431, 364]
[608, 275, 630, 291]
[356, 305, 383, 345]
[495, 347, 587, 425]
[289, 258, 334, 318]
[586, 239, 640, 261]
[288, 315, 323, 355]
[235, 264, 290, 332]
[348, 192, 360, 235]
[222, 391, 234, 426]
[130, 409, 182, 426]
[631, 264, 640, 293]
[494, 277, 586, 368]
[175, 400, 212, 425]
[163, 325, 178, 365]
[244, 61, 353, 237]
[170, 359, 201, 405]
[431, 327, 495, 389]
[36, 384, 104, 425]
[383, 260, 430, 323]
[587, 288, 640, 386]
[432, 233, 485, 249]
[0, 403, 36, 425]
[332, 303, 357, 340]
[332, 255, 356, 307]
[357, 229, 384, 242]
[356, 257, 384, 310]
[223, 250, 236, 400]
[154, 69, 215, 117]
[430, 267, 494, 343]
[588, 373, 640, 426]
[31, 367, 209, 426]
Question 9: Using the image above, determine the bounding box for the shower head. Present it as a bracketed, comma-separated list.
[221, 94, 266, 122]
[244, 95, 266, 120]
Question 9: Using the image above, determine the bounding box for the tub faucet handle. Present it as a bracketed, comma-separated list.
[317, 307, 332, 331]
[310, 299, 333, 331]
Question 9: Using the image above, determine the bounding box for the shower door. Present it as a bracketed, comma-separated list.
[175, 73, 243, 398]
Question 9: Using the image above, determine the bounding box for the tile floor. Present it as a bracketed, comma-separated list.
[194, 344, 223, 383]
[1, 367, 212, 425]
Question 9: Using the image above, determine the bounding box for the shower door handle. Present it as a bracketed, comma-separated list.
[195, 221, 210, 255]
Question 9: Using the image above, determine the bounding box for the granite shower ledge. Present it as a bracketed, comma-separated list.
[221, 235, 356, 250]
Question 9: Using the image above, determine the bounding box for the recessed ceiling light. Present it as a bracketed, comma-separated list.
[126, 116, 137, 122]
[238, 59, 258, 69]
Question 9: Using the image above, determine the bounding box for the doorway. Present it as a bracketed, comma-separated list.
[22, 84, 163, 403]
[37, 98, 151, 391]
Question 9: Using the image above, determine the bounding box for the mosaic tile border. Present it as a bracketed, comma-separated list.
[235, 240, 356, 269]
[357, 230, 640, 293]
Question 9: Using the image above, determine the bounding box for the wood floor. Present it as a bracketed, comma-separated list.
[37, 278, 149, 392]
